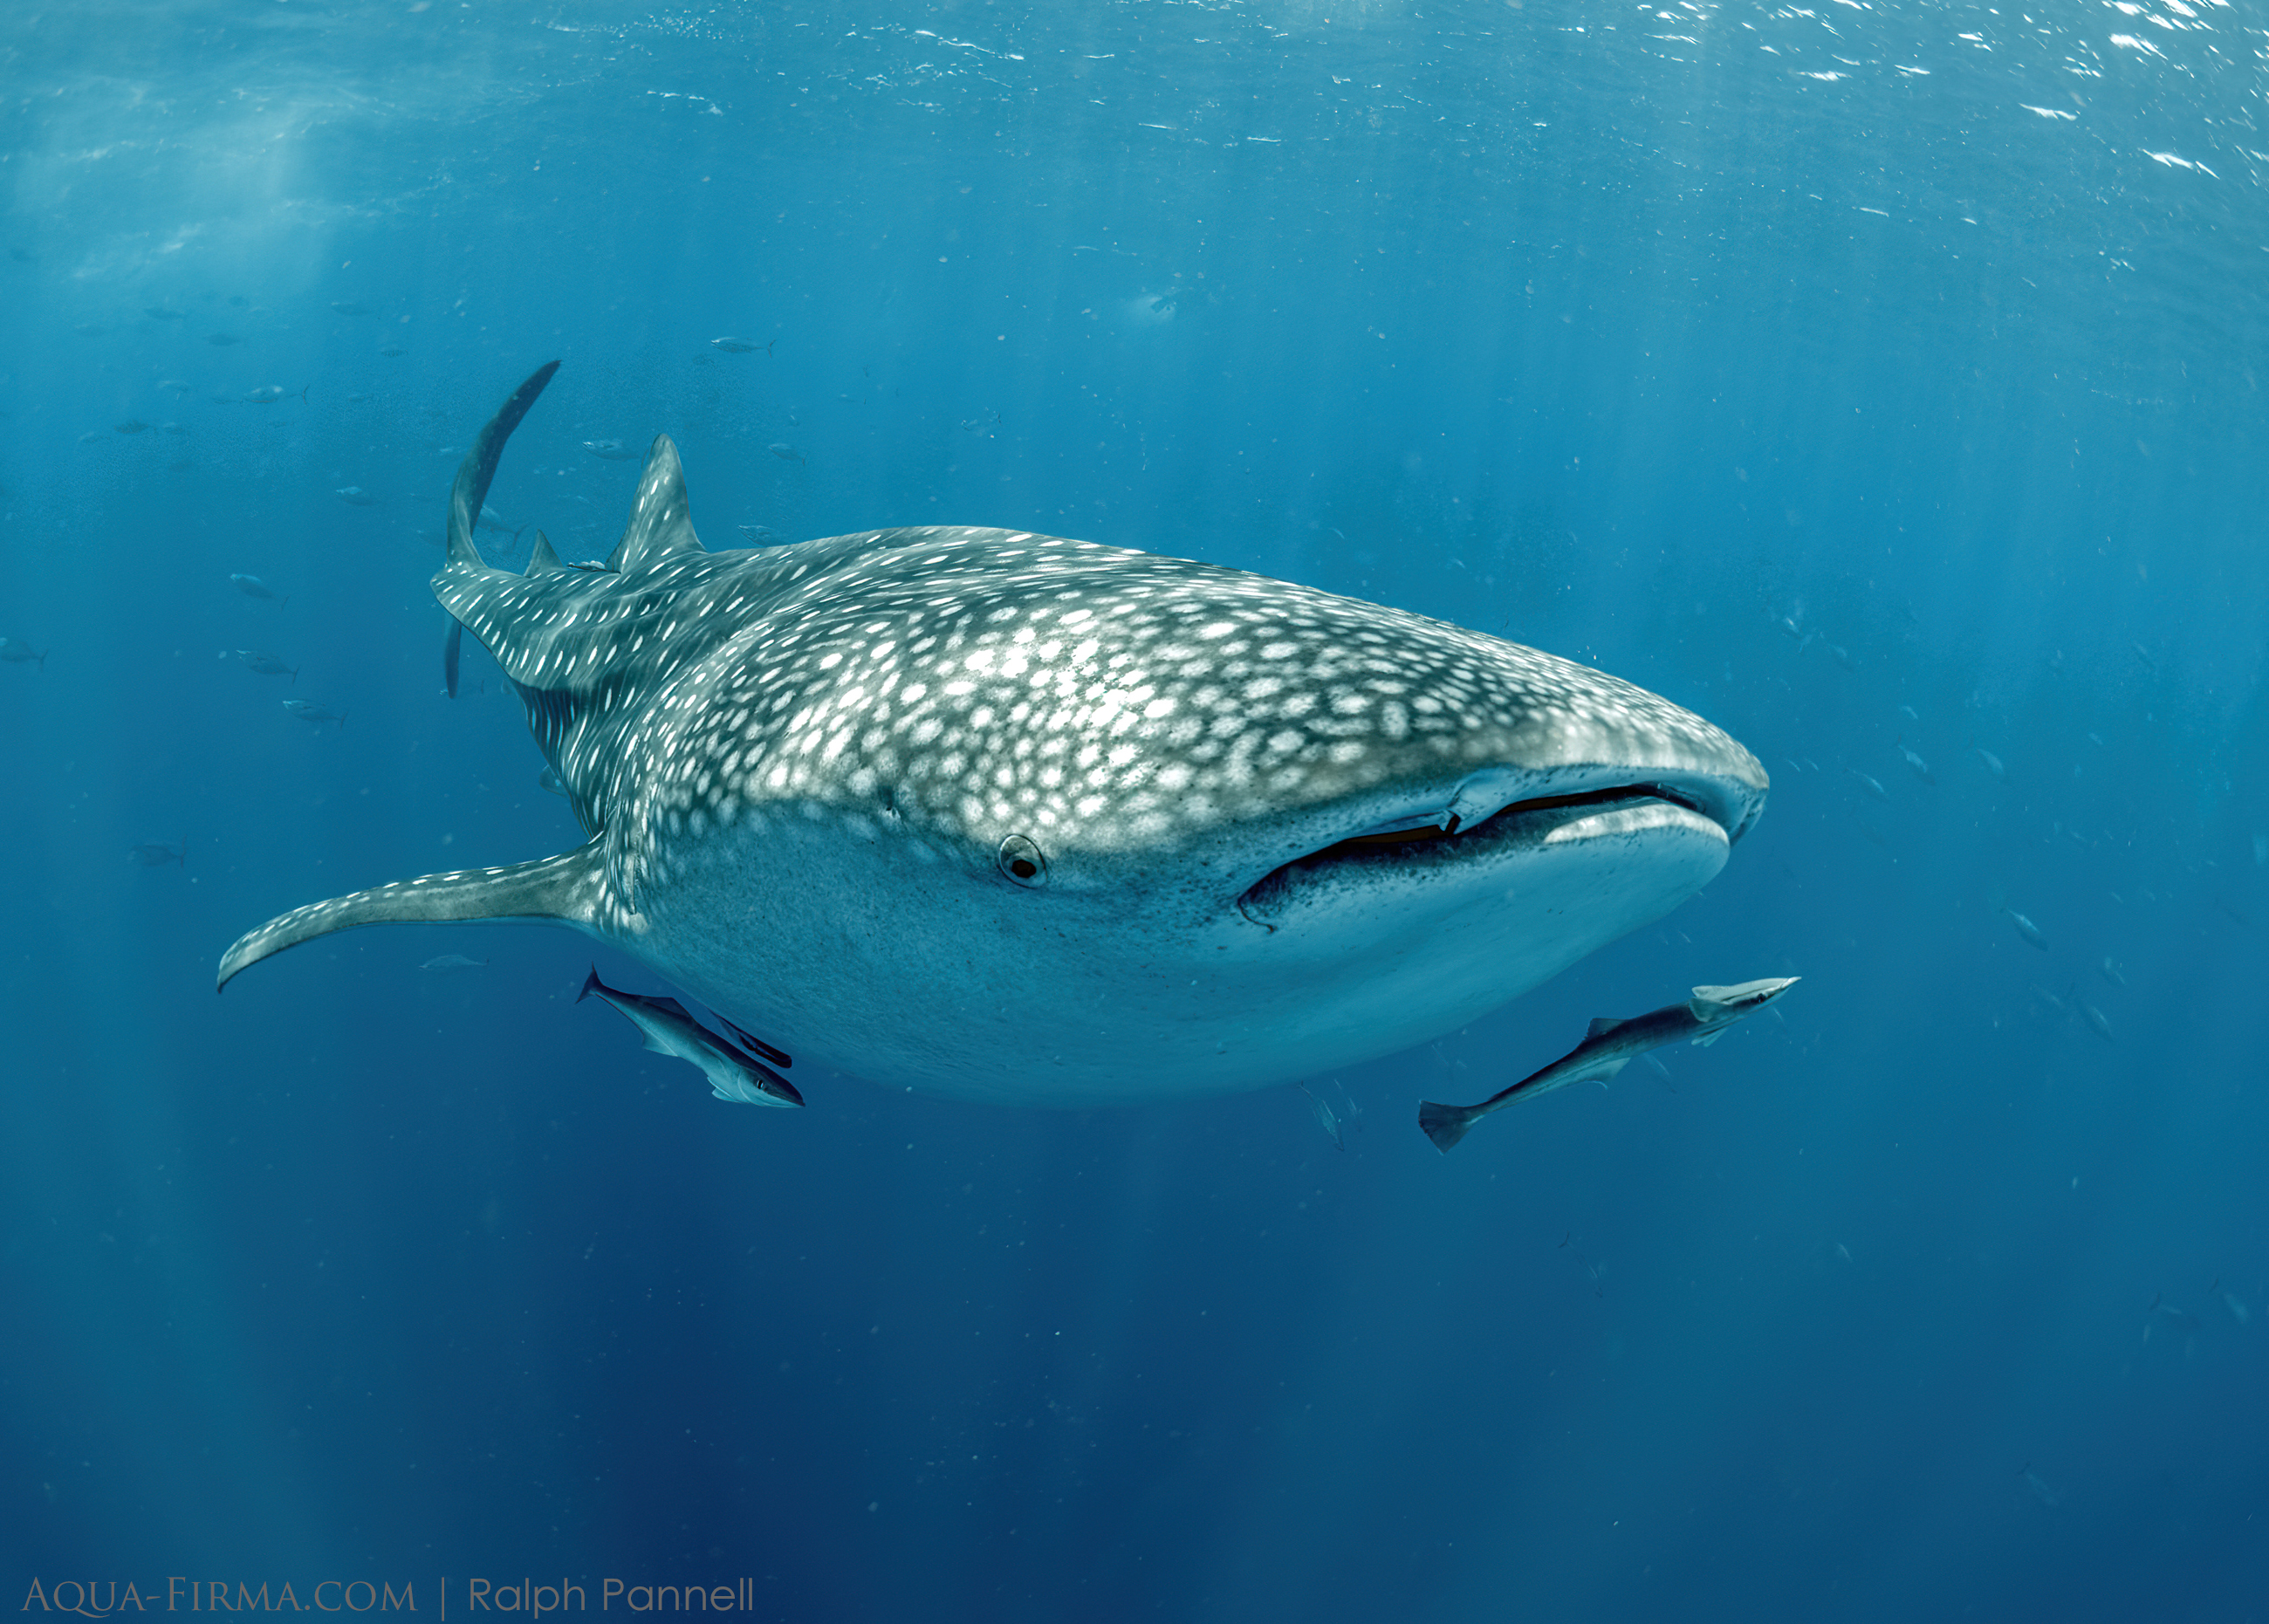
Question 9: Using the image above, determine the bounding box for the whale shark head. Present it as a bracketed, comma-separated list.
[219, 363, 1767, 1107]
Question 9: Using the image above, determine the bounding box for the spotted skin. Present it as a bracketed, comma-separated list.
[218, 363, 1770, 1107]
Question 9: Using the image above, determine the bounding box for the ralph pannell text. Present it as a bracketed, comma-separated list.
[24, 1580, 765, 1617]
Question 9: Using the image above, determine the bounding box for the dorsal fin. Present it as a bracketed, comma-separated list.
[1585, 1016, 1624, 1040]
[447, 360, 559, 570]
[524, 529, 567, 577]
[605, 434, 707, 573]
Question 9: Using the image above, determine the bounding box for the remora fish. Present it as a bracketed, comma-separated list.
[1418, 977, 1799, 1152]
[577, 966, 802, 1107]
[216, 362, 1771, 1107]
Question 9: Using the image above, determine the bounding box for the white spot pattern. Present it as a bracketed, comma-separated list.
[431, 521, 1764, 920]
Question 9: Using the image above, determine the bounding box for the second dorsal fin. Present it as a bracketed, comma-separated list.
[605, 434, 706, 574]
[524, 529, 568, 577]
[1585, 1016, 1624, 1040]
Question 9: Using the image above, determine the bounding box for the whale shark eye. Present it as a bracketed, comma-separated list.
[997, 834, 1048, 887]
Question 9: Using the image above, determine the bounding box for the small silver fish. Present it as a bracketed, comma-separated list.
[331, 301, 370, 316]
[768, 442, 804, 463]
[335, 487, 378, 506]
[128, 840, 187, 867]
[710, 337, 768, 353]
[577, 967, 803, 1107]
[243, 385, 303, 405]
[281, 699, 346, 728]
[2003, 907, 2049, 951]
[583, 439, 639, 462]
[1295, 1081, 1344, 1151]
[377, 342, 406, 357]
[236, 650, 299, 681]
[230, 573, 287, 606]
[737, 524, 781, 546]
[420, 954, 488, 971]
[113, 420, 148, 435]
[1971, 744, 2005, 780]
[2146, 1292, 2199, 1337]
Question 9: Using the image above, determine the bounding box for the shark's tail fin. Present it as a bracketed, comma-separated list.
[1417, 1100, 1478, 1153]
[442, 618, 463, 698]
[445, 360, 559, 572]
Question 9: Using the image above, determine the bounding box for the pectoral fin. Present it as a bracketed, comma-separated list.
[218, 838, 614, 990]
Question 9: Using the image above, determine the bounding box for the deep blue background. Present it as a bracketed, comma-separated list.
[3, 1, 2266, 1618]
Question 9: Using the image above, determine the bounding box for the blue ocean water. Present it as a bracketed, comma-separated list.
[3, 0, 2266, 1616]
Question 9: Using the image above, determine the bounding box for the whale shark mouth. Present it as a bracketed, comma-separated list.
[1237, 778, 1738, 916]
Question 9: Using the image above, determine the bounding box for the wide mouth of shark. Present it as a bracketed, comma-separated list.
[1236, 777, 1741, 913]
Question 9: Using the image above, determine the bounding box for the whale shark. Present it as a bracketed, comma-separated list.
[218, 362, 1769, 1107]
